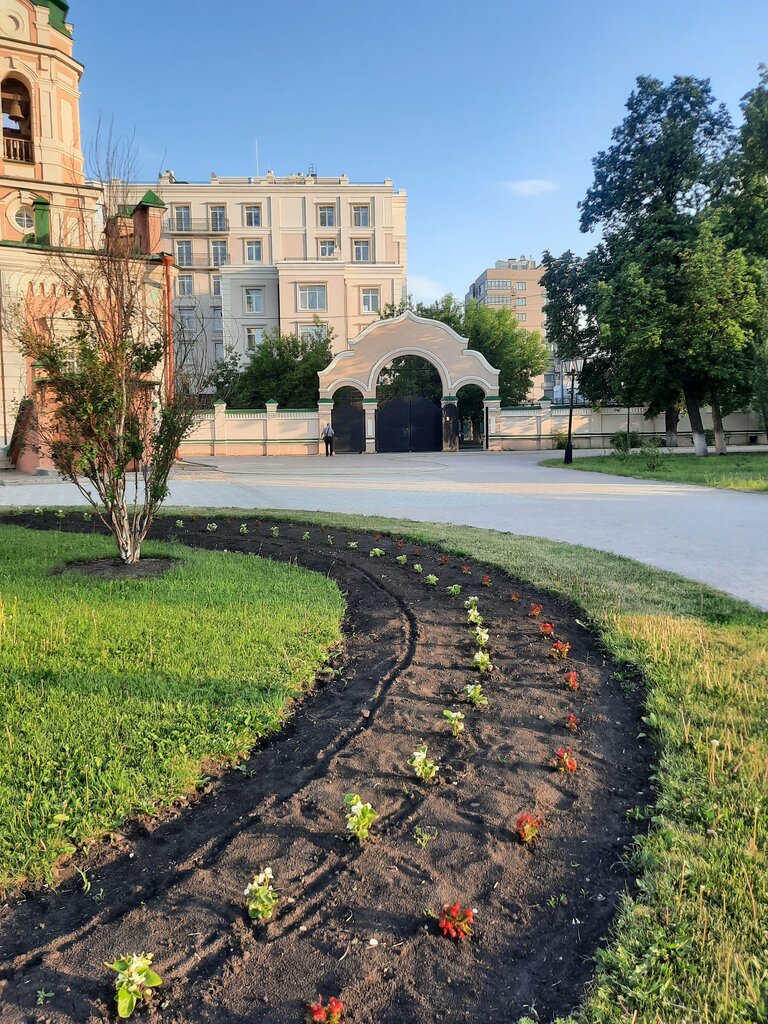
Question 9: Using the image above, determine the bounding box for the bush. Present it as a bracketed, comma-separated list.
[640, 436, 666, 470]
[551, 430, 568, 450]
[610, 429, 641, 454]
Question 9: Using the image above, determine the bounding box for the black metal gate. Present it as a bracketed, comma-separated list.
[376, 396, 442, 452]
[331, 394, 364, 453]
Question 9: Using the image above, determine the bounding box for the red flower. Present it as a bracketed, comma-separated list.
[566, 713, 581, 732]
[396, 539, 405, 549]
[515, 812, 542, 843]
[438, 901, 474, 940]
[307, 1003, 326, 1023]
[551, 640, 571, 660]
[481, 575, 492, 587]
[564, 671, 579, 690]
[509, 591, 520, 602]
[306, 996, 344, 1024]
[540, 622, 555, 637]
[551, 746, 577, 773]
[528, 603, 543, 617]
[374, 532, 382, 540]
[439, 554, 449, 565]
[461, 564, 472, 575]
[327, 997, 344, 1017]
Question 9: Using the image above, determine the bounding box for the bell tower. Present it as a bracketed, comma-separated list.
[0, 1, 94, 246]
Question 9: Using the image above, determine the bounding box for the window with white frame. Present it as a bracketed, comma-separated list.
[246, 239, 263, 262]
[300, 323, 328, 341]
[487, 279, 511, 289]
[15, 208, 33, 230]
[318, 205, 335, 227]
[212, 307, 223, 332]
[245, 205, 261, 227]
[211, 240, 228, 266]
[516, 296, 527, 306]
[319, 239, 336, 257]
[176, 240, 192, 267]
[211, 274, 222, 296]
[516, 312, 527, 322]
[174, 205, 190, 231]
[244, 287, 264, 314]
[246, 326, 264, 351]
[209, 205, 227, 231]
[361, 288, 380, 313]
[177, 274, 194, 297]
[353, 205, 369, 227]
[214, 341, 224, 361]
[298, 284, 327, 311]
[515, 281, 526, 290]
[177, 309, 196, 333]
[486, 294, 510, 305]
[353, 240, 370, 262]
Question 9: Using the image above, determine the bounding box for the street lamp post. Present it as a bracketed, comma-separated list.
[563, 356, 584, 465]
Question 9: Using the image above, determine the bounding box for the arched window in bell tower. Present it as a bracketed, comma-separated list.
[2, 78, 33, 164]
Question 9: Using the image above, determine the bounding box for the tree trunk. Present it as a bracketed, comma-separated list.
[664, 404, 680, 448]
[683, 386, 708, 456]
[710, 394, 728, 455]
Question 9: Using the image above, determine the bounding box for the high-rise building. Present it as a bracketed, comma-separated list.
[129, 172, 408, 367]
[465, 256, 558, 401]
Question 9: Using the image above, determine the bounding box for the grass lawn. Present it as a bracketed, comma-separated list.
[169, 507, 767, 1024]
[540, 450, 768, 492]
[0, 525, 344, 893]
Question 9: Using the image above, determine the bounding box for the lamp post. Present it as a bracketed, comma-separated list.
[562, 356, 584, 465]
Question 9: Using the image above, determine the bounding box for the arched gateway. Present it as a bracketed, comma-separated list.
[318, 311, 500, 453]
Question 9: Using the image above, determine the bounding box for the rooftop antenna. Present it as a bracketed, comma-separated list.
[308, 162, 317, 177]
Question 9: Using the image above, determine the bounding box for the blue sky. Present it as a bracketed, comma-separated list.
[73, 0, 767, 302]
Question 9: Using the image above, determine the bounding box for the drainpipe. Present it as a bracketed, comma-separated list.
[162, 254, 174, 403]
[0, 270, 6, 445]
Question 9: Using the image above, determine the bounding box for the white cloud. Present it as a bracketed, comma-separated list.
[408, 275, 448, 304]
[506, 178, 558, 197]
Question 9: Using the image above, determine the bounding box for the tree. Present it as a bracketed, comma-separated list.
[722, 65, 768, 260]
[20, 151, 200, 564]
[214, 322, 333, 409]
[376, 355, 442, 405]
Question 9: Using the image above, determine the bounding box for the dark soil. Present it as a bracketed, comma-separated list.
[0, 513, 651, 1024]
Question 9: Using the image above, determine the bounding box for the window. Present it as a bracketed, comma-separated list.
[353, 240, 370, 262]
[246, 240, 263, 262]
[176, 240, 192, 267]
[487, 294, 510, 305]
[211, 240, 228, 266]
[516, 296, 527, 306]
[246, 326, 264, 351]
[178, 309, 196, 333]
[209, 205, 227, 231]
[212, 307, 223, 332]
[244, 287, 264, 314]
[361, 288, 380, 313]
[318, 205, 335, 227]
[519, 261, 529, 269]
[211, 274, 222, 296]
[177, 274, 194, 297]
[15, 208, 33, 230]
[245, 205, 261, 227]
[214, 341, 224, 361]
[300, 323, 328, 340]
[174, 205, 190, 231]
[515, 281, 526, 291]
[353, 205, 369, 227]
[516, 312, 527, 322]
[298, 284, 327, 310]
[487, 279, 511, 289]
[319, 239, 336, 257]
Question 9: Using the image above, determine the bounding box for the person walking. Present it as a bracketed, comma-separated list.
[321, 422, 335, 456]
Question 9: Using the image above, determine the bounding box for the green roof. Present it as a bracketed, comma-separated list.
[32, 1, 71, 37]
[136, 189, 166, 210]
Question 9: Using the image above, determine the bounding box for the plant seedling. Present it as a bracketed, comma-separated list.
[464, 596, 480, 610]
[302, 531, 311, 540]
[83, 511, 93, 522]
[461, 564, 472, 575]
[509, 591, 520, 602]
[425, 574, 438, 586]
[413, 563, 423, 573]
[439, 554, 449, 565]
[566, 713, 581, 732]
[408, 744, 439, 782]
[347, 541, 358, 549]
[306, 996, 345, 1024]
[244, 867, 279, 921]
[344, 793, 378, 842]
[540, 622, 555, 637]
[551, 747, 577, 773]
[105, 953, 162, 1019]
[412, 825, 439, 848]
[473, 651, 493, 673]
[36, 991, 54, 1006]
[369, 547, 385, 557]
[54, 509, 65, 520]
[481, 575, 492, 587]
[464, 683, 488, 708]
[551, 641, 572, 660]
[438, 902, 474, 940]
[467, 607, 484, 627]
[515, 813, 543, 844]
[206, 522, 218, 533]
[396, 554, 408, 565]
[327, 535, 335, 545]
[271, 526, 279, 538]
[444, 709, 465, 737]
[529, 603, 543, 617]
[174, 519, 184, 528]
[473, 626, 489, 648]
[446, 584, 462, 597]
[34, 506, 43, 515]
[564, 671, 580, 691]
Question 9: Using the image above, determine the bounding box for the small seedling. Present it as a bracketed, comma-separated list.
[83, 511, 93, 522]
[551, 747, 577, 773]
[529, 603, 543, 617]
[444, 709, 465, 737]
[473, 651, 493, 673]
[105, 953, 162, 1019]
[206, 522, 218, 533]
[564, 671, 580, 691]
[551, 641, 572, 660]
[34, 506, 43, 515]
[327, 535, 335, 545]
[566, 713, 581, 732]
[467, 607, 484, 626]
[413, 563, 423, 573]
[481, 575, 492, 587]
[464, 683, 488, 708]
[174, 519, 184, 528]
[439, 555, 449, 565]
[369, 547, 385, 557]
[446, 584, 462, 596]
[408, 744, 439, 782]
[540, 622, 555, 637]
[461, 564, 472, 575]
[425, 574, 438, 586]
[239, 523, 249, 535]
[36, 991, 54, 1006]
[438, 902, 474, 940]
[413, 826, 439, 849]
[515, 813, 542, 844]
[396, 554, 408, 565]
[244, 867, 279, 921]
[464, 596, 480, 610]
[302, 531, 311, 541]
[271, 526, 280, 538]
[344, 793, 378, 842]
[347, 541, 358, 549]
[473, 626, 489, 648]
[306, 996, 345, 1024]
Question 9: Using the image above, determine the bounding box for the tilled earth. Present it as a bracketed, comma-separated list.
[0, 514, 650, 1023]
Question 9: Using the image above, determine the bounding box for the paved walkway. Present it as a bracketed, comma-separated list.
[2, 450, 766, 610]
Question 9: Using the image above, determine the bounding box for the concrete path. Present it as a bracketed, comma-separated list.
[2, 450, 766, 610]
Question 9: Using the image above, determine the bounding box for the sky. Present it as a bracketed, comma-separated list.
[72, 0, 768, 303]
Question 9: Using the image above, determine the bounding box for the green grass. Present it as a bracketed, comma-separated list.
[0, 525, 344, 893]
[161, 507, 768, 1024]
[541, 451, 768, 492]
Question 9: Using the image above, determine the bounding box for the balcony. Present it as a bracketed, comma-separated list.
[3, 135, 33, 164]
[166, 218, 229, 233]
[175, 254, 231, 269]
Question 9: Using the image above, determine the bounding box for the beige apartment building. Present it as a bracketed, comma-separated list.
[465, 256, 560, 401]
[130, 171, 407, 369]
